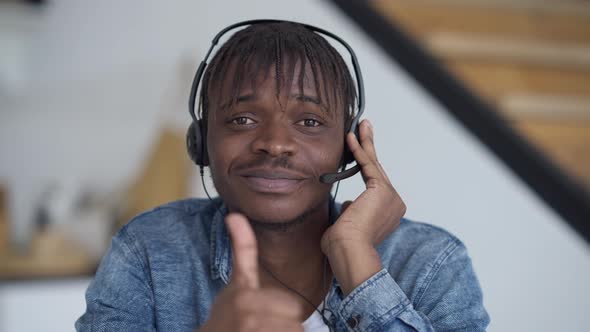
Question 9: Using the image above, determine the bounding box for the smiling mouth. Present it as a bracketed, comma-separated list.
[241, 176, 304, 193]
[237, 169, 308, 194]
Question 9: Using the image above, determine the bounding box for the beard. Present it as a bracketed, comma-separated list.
[246, 195, 328, 233]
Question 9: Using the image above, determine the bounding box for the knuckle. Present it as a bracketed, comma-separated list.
[400, 201, 407, 216]
[234, 290, 254, 311]
[270, 289, 301, 311]
[289, 298, 304, 316]
[241, 314, 258, 331]
[234, 312, 258, 332]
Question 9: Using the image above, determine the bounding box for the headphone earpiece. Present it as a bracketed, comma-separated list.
[186, 120, 209, 167]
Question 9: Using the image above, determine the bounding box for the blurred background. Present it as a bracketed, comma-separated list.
[1, 0, 589, 331]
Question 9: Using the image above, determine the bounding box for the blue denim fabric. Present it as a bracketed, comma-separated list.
[76, 198, 489, 331]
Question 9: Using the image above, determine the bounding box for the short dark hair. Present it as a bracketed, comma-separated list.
[199, 21, 357, 131]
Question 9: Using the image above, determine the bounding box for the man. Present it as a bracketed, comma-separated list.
[77, 21, 489, 331]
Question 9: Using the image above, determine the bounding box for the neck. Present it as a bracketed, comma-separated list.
[254, 201, 330, 274]
[252, 201, 332, 319]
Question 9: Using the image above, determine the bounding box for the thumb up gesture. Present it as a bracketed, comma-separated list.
[198, 214, 304, 332]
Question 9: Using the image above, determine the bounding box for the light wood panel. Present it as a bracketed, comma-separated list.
[372, 0, 590, 44]
[394, 0, 590, 17]
[428, 32, 590, 70]
[500, 94, 590, 121]
[512, 118, 590, 187]
[445, 60, 590, 102]
[0, 230, 97, 279]
[119, 128, 190, 228]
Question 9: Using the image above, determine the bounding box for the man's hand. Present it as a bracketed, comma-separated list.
[321, 119, 406, 295]
[199, 214, 304, 332]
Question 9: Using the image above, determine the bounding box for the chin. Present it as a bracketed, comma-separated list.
[243, 199, 326, 232]
[225, 189, 329, 225]
[238, 195, 312, 222]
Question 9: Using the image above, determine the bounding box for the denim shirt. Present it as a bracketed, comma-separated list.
[76, 198, 489, 331]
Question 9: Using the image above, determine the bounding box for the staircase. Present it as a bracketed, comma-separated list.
[371, 0, 590, 189]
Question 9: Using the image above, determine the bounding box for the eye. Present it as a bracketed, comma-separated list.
[298, 119, 322, 127]
[231, 116, 256, 125]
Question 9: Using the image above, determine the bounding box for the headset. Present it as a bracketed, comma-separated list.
[186, 19, 365, 184]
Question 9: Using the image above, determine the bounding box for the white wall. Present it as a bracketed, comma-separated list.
[0, 278, 91, 332]
[1, 1, 589, 331]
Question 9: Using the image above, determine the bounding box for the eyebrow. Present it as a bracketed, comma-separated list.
[219, 94, 255, 110]
[292, 94, 329, 113]
[219, 93, 328, 112]
[291, 93, 320, 105]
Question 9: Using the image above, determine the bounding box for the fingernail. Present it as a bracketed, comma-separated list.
[366, 120, 373, 131]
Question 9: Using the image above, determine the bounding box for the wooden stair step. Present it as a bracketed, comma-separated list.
[500, 94, 590, 121]
[427, 32, 590, 70]
[371, 0, 590, 44]
[512, 118, 590, 188]
[445, 60, 590, 102]
[370, 0, 590, 188]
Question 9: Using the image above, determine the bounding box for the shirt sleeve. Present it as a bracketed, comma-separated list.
[332, 239, 490, 332]
[75, 227, 156, 332]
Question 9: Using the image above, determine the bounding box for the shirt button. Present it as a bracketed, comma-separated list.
[347, 315, 361, 328]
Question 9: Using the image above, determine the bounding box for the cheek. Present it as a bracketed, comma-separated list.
[320, 148, 341, 166]
[207, 138, 236, 198]
[306, 137, 345, 173]
[206, 132, 235, 177]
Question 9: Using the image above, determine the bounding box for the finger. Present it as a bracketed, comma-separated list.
[359, 119, 378, 162]
[226, 213, 259, 289]
[255, 316, 304, 332]
[341, 201, 353, 214]
[239, 288, 303, 320]
[240, 313, 303, 332]
[347, 132, 385, 185]
[359, 120, 391, 182]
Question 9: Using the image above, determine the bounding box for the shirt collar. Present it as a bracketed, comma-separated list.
[209, 200, 231, 283]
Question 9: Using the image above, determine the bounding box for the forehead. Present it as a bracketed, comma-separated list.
[207, 55, 339, 113]
[233, 56, 318, 89]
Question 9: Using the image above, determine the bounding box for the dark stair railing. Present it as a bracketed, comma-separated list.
[329, 0, 590, 244]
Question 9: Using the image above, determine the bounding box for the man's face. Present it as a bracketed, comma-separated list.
[206, 60, 345, 225]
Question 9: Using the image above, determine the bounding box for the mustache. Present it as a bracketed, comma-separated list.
[233, 155, 313, 175]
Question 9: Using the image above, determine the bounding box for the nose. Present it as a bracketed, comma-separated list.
[250, 121, 298, 157]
